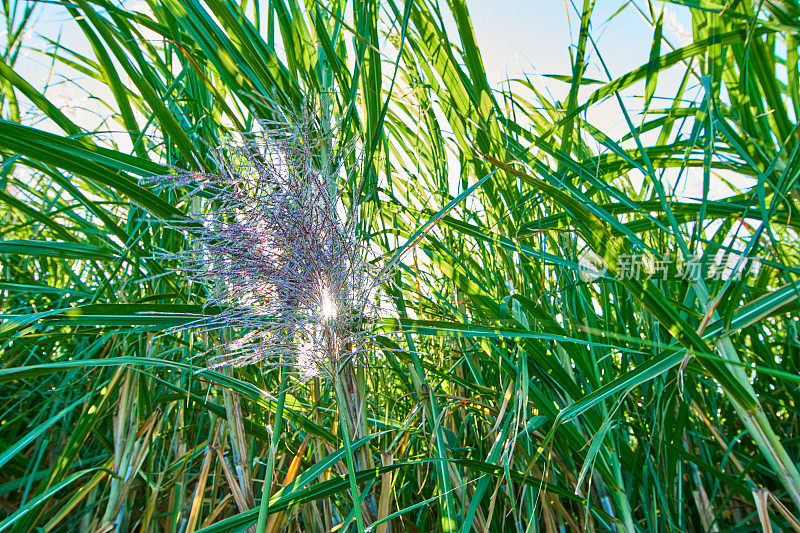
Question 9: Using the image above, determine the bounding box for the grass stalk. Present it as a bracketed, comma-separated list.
[335, 372, 367, 533]
[255, 360, 289, 533]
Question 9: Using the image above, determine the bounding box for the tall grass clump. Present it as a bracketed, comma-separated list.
[2, 0, 800, 531]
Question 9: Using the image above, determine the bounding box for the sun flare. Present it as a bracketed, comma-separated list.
[319, 284, 337, 321]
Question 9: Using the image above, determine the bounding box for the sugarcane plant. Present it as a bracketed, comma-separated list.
[145, 102, 386, 531]
[3, 0, 800, 531]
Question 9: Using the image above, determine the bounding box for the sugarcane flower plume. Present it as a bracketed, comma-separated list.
[147, 106, 385, 379]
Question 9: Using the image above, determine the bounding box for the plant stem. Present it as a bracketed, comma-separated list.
[335, 376, 366, 533]
[256, 360, 289, 533]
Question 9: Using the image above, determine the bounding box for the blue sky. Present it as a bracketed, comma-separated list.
[470, 1, 694, 134]
[469, 1, 675, 86]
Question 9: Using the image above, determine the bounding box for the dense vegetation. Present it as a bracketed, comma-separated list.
[2, 0, 800, 531]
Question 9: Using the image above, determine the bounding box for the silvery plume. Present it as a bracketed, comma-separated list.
[146, 106, 384, 380]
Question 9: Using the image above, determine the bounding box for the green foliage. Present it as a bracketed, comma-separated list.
[2, 0, 800, 531]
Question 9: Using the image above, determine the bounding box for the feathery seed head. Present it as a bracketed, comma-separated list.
[147, 105, 386, 380]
